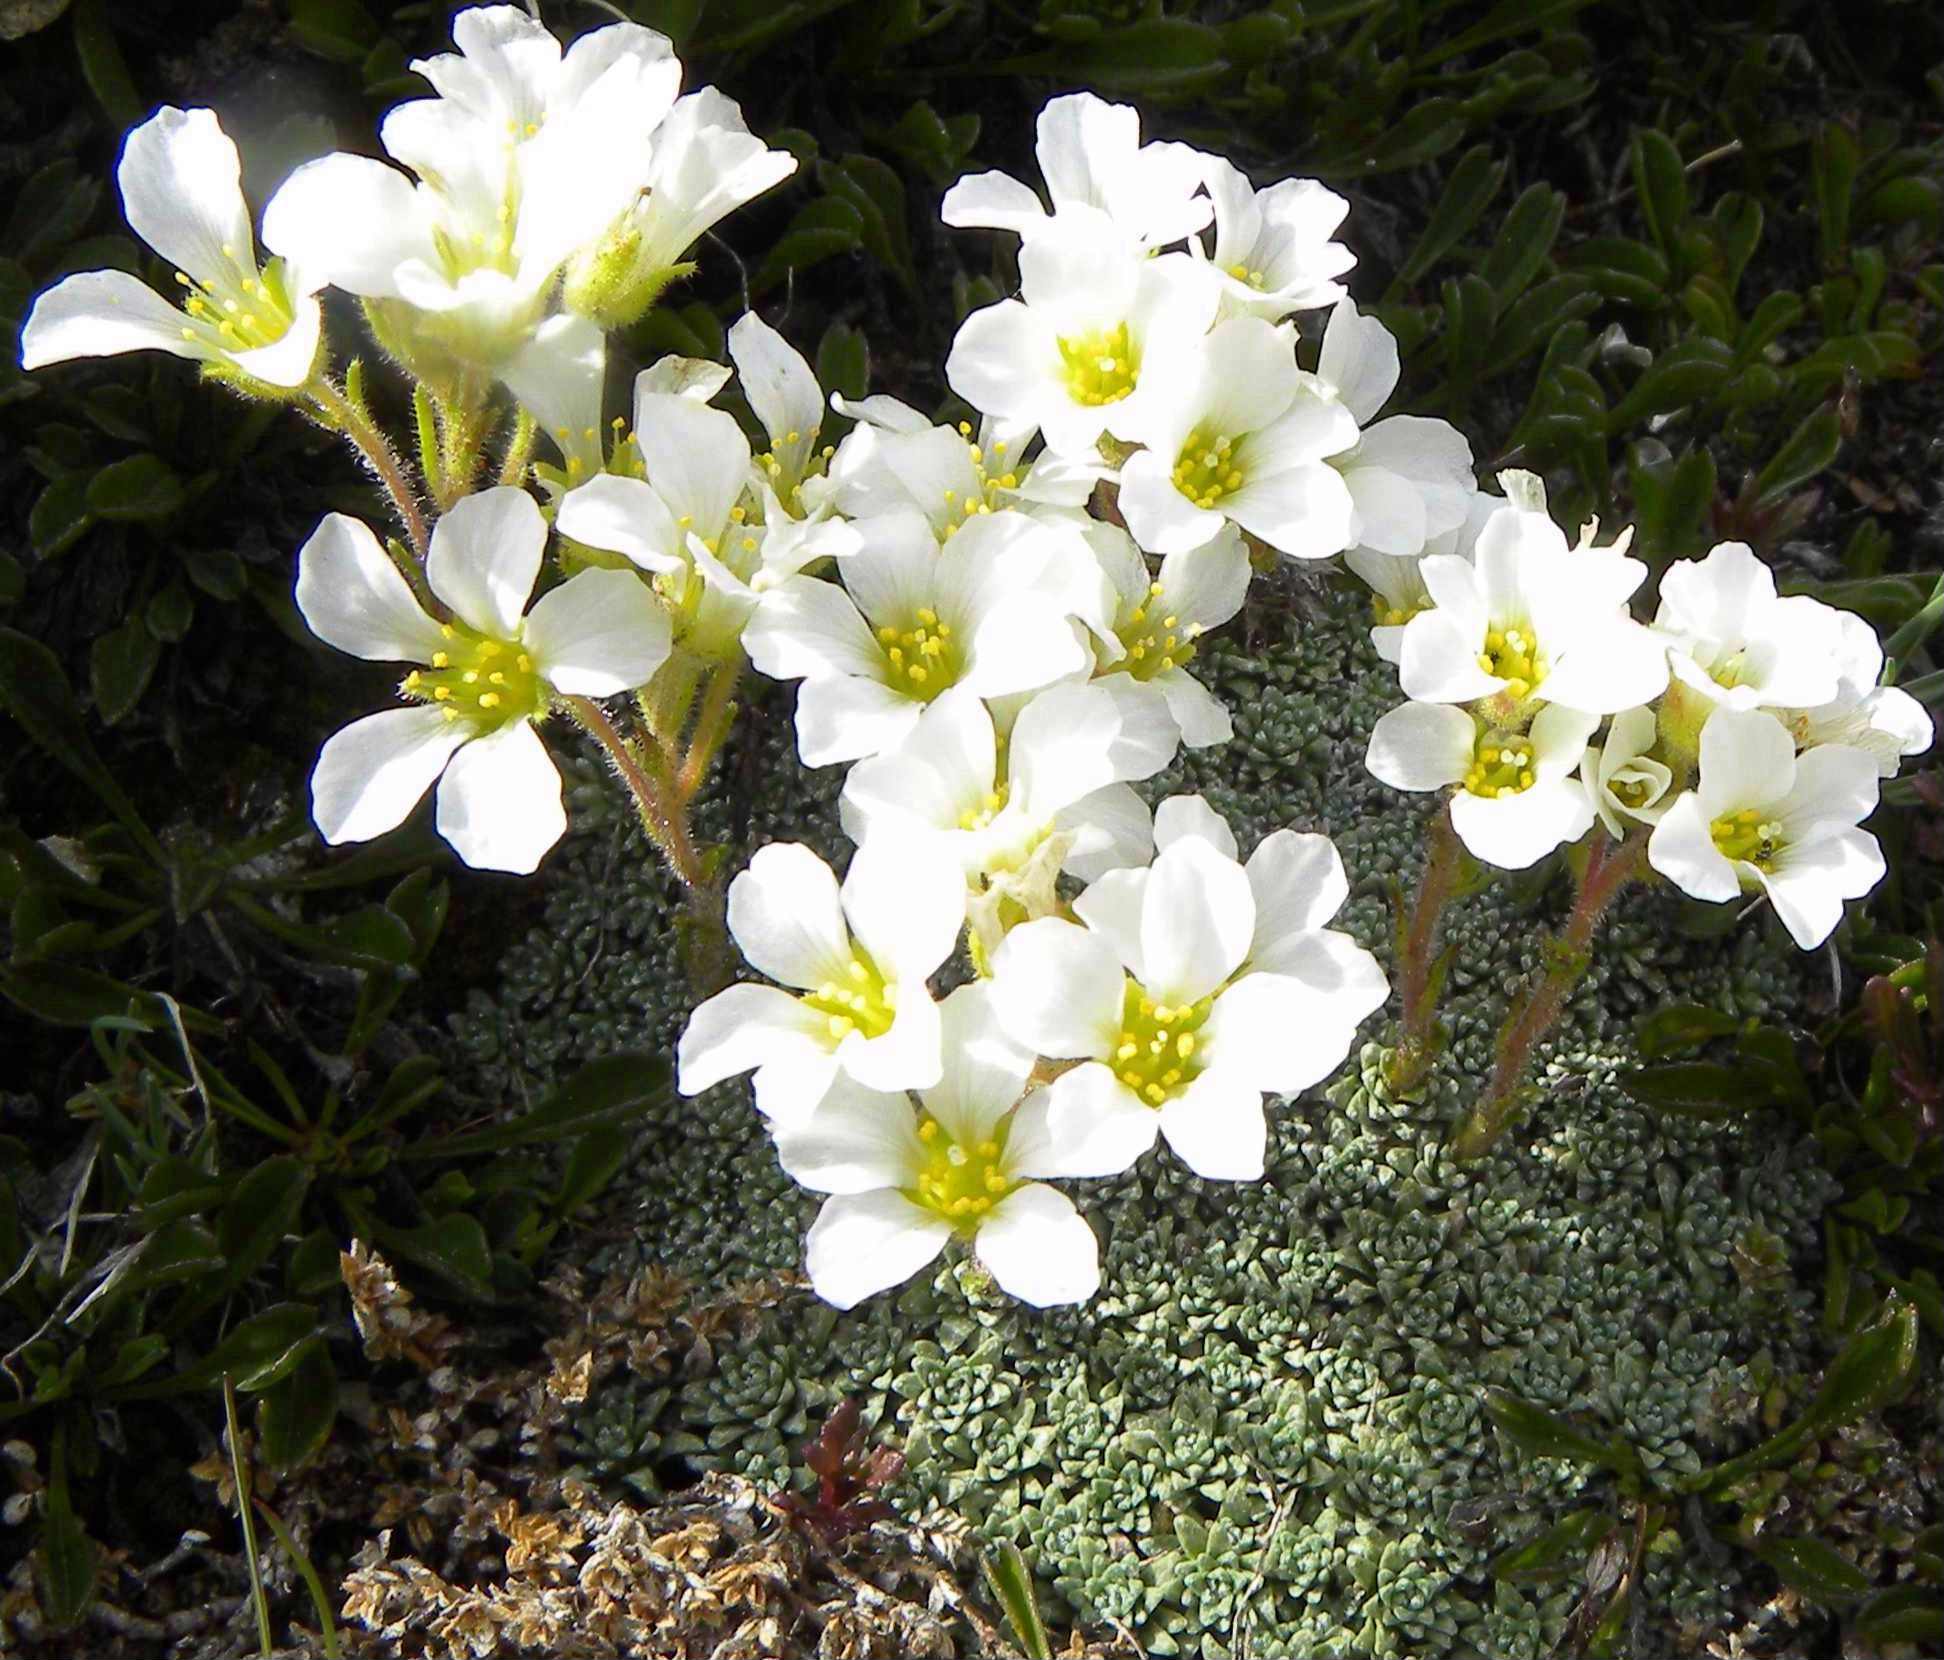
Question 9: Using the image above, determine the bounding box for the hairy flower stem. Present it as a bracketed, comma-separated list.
[566, 693, 732, 994]
[497, 409, 538, 487]
[1388, 802, 1465, 1096]
[1451, 828, 1649, 1160]
[305, 377, 428, 560]
[677, 662, 741, 803]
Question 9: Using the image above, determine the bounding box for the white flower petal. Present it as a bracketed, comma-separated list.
[1153, 794, 1239, 860]
[501, 313, 606, 474]
[1223, 464, 1355, 562]
[1449, 777, 1592, 870]
[975, 1184, 1100, 1307]
[261, 153, 430, 300]
[843, 993, 945, 1095]
[227, 294, 324, 388]
[433, 718, 565, 873]
[425, 486, 547, 638]
[939, 168, 1047, 234]
[728, 842, 852, 990]
[1034, 1067, 1159, 1176]
[1365, 702, 1474, 792]
[805, 1191, 951, 1309]
[311, 705, 466, 846]
[1246, 830, 1349, 948]
[117, 107, 254, 289]
[794, 674, 921, 767]
[521, 566, 669, 695]
[1157, 670, 1233, 749]
[1141, 836, 1254, 1004]
[744, 576, 883, 684]
[771, 1079, 924, 1194]
[990, 918, 1126, 1059]
[1316, 297, 1399, 425]
[20, 269, 206, 370]
[677, 980, 829, 1097]
[925, 983, 1035, 1147]
[295, 513, 445, 662]
[1207, 959, 1381, 1092]
[1696, 707, 1796, 815]
[1072, 866, 1149, 981]
[842, 835, 966, 980]
[1760, 828, 1885, 949]
[555, 473, 686, 574]
[629, 393, 750, 536]
[1156, 1070, 1267, 1181]
[1059, 783, 1155, 882]
[1647, 791, 1741, 903]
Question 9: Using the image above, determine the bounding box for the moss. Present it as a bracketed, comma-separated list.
[449, 578, 1840, 1656]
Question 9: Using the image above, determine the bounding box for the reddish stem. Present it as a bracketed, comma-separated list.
[1388, 801, 1466, 1095]
[1452, 829, 1649, 1159]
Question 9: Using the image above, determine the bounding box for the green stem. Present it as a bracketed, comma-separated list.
[223, 1374, 275, 1659]
[677, 661, 742, 804]
[1451, 828, 1649, 1160]
[305, 377, 428, 559]
[565, 693, 730, 995]
[1388, 801, 1465, 1096]
[498, 408, 538, 487]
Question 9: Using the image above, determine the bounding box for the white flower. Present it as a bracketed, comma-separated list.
[1194, 158, 1356, 322]
[775, 985, 1100, 1309]
[564, 89, 797, 330]
[1580, 705, 1675, 838]
[839, 678, 1177, 948]
[21, 107, 323, 389]
[264, 8, 680, 366]
[1394, 498, 1667, 717]
[676, 839, 967, 1122]
[1647, 708, 1885, 949]
[1366, 701, 1600, 869]
[728, 311, 832, 515]
[1652, 541, 1851, 716]
[944, 209, 1217, 456]
[742, 509, 1098, 766]
[500, 311, 608, 482]
[1085, 521, 1250, 747]
[1779, 610, 1933, 776]
[1313, 299, 1477, 558]
[553, 365, 857, 658]
[988, 800, 1386, 1182]
[1115, 316, 1360, 560]
[296, 487, 670, 873]
[1347, 487, 1498, 665]
[941, 91, 1211, 251]
[826, 400, 1103, 537]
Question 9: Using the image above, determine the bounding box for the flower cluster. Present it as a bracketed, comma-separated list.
[1355, 473, 1929, 946]
[22, 5, 1929, 1309]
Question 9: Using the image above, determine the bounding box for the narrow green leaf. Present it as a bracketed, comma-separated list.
[89, 614, 160, 726]
[71, 0, 142, 127]
[36, 1435, 95, 1629]
[1631, 129, 1689, 254]
[1753, 404, 1843, 506]
[1490, 1509, 1614, 1585]
[1483, 1389, 1639, 1475]
[1393, 144, 1504, 293]
[981, 1542, 1052, 1660]
[403, 1052, 670, 1159]
[255, 1339, 339, 1473]
[1753, 1535, 1871, 1603]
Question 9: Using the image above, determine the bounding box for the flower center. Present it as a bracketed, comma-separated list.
[1710, 807, 1784, 870]
[1057, 322, 1139, 407]
[802, 950, 897, 1041]
[957, 782, 1009, 832]
[1475, 624, 1548, 701]
[1463, 730, 1537, 799]
[1112, 980, 1213, 1108]
[1372, 593, 1424, 630]
[1116, 579, 1200, 679]
[940, 424, 1021, 539]
[907, 1112, 1015, 1233]
[1708, 648, 1752, 692]
[1172, 427, 1245, 511]
[876, 607, 960, 701]
[1225, 262, 1268, 289]
[174, 254, 296, 354]
[401, 622, 549, 730]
